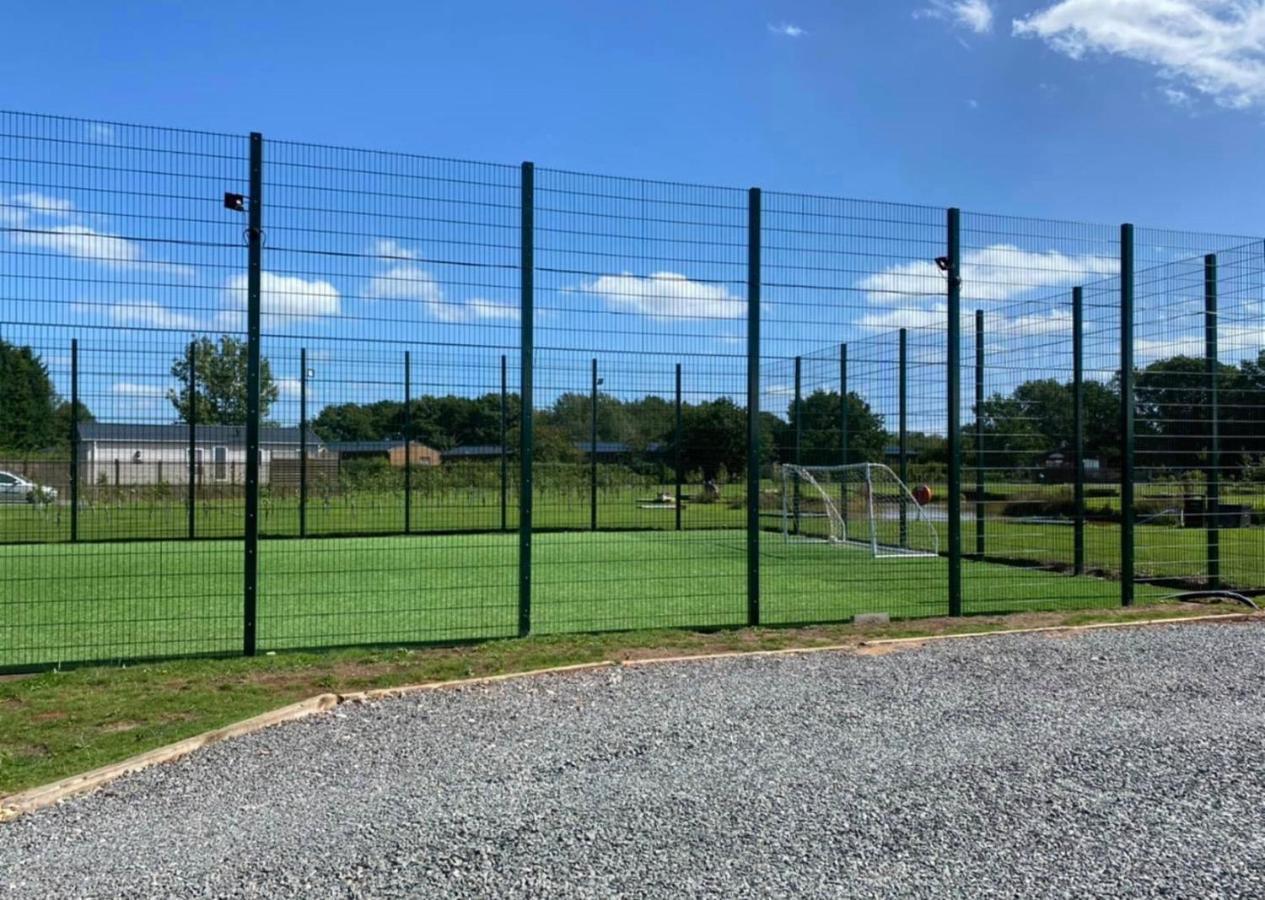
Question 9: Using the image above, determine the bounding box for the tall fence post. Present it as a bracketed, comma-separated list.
[899, 328, 908, 548]
[403, 350, 412, 535]
[1072, 287, 1085, 575]
[1205, 253, 1220, 589]
[518, 162, 534, 637]
[793, 355, 802, 535]
[243, 131, 264, 656]
[500, 353, 508, 533]
[674, 362, 683, 532]
[946, 207, 963, 617]
[745, 187, 761, 627]
[186, 339, 196, 540]
[299, 347, 308, 539]
[69, 338, 79, 543]
[590, 357, 598, 532]
[1120, 223, 1135, 607]
[840, 343, 848, 524]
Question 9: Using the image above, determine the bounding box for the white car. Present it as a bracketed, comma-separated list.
[0, 470, 57, 503]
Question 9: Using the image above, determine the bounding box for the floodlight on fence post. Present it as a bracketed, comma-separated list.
[745, 187, 762, 627]
[1120, 223, 1135, 608]
[1205, 253, 1220, 589]
[946, 208, 963, 617]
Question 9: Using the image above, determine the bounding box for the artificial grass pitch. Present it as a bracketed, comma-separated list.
[1, 529, 1163, 669]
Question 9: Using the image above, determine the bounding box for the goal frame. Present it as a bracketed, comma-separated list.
[779, 462, 939, 559]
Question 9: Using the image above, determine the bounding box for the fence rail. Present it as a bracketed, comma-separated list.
[1, 110, 1262, 671]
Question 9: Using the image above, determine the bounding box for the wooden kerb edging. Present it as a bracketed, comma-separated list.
[2, 614, 1257, 822]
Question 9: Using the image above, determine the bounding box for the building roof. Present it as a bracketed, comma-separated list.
[443, 444, 504, 459]
[80, 422, 322, 447]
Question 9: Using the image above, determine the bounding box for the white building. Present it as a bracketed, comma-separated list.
[79, 423, 323, 486]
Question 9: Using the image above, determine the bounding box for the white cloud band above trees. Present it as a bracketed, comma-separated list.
[583, 271, 745, 322]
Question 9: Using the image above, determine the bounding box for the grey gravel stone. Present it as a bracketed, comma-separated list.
[3, 621, 1265, 898]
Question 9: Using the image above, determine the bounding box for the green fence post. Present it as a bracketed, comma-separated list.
[946, 208, 963, 617]
[974, 311, 984, 559]
[299, 347, 308, 539]
[840, 343, 848, 524]
[1072, 287, 1085, 575]
[674, 362, 683, 532]
[1120, 223, 1135, 607]
[793, 355, 802, 536]
[1205, 253, 1220, 589]
[186, 339, 196, 540]
[70, 338, 79, 543]
[403, 350, 412, 535]
[500, 353, 508, 533]
[899, 328, 908, 549]
[590, 357, 598, 532]
[518, 162, 534, 637]
[746, 187, 761, 627]
[243, 131, 264, 656]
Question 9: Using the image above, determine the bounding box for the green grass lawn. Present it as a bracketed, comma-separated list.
[2, 527, 1168, 670]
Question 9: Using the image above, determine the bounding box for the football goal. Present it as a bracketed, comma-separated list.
[779, 463, 939, 558]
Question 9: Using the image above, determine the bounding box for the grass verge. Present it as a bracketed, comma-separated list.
[1, 600, 1250, 798]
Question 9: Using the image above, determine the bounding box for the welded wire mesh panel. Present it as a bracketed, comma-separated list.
[258, 141, 520, 649]
[956, 212, 1130, 613]
[759, 194, 946, 623]
[532, 169, 748, 633]
[1133, 242, 1265, 595]
[0, 112, 247, 668]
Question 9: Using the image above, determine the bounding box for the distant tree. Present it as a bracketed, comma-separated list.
[52, 400, 95, 448]
[0, 340, 58, 451]
[678, 398, 748, 481]
[168, 336, 278, 425]
[785, 390, 886, 467]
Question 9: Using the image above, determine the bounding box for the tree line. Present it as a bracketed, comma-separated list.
[2, 335, 1264, 481]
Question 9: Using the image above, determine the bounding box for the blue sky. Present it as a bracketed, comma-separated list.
[2, 1, 1263, 434]
[4, 0, 1263, 230]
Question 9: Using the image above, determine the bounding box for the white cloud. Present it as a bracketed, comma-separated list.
[1014, 0, 1265, 109]
[858, 244, 1118, 304]
[11, 224, 142, 266]
[276, 378, 303, 399]
[364, 241, 518, 323]
[1163, 86, 1195, 107]
[112, 382, 167, 398]
[109, 301, 201, 331]
[224, 271, 340, 325]
[856, 305, 949, 331]
[768, 22, 806, 37]
[999, 308, 1073, 337]
[371, 239, 419, 260]
[583, 271, 745, 321]
[88, 123, 115, 143]
[917, 0, 994, 34]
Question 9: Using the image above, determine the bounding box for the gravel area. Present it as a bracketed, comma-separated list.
[4, 621, 1265, 898]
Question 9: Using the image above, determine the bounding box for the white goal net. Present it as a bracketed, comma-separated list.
[779, 463, 939, 558]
